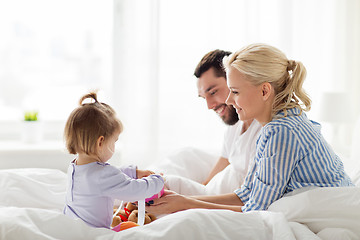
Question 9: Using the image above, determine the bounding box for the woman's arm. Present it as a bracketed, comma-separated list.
[146, 190, 244, 215]
[192, 193, 243, 206]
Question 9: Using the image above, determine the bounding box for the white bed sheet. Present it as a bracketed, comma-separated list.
[1, 168, 360, 240]
[0, 168, 66, 210]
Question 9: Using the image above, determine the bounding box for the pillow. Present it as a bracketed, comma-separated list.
[268, 187, 360, 237]
[148, 147, 218, 183]
[350, 116, 360, 186]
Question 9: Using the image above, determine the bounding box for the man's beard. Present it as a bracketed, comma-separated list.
[220, 105, 239, 125]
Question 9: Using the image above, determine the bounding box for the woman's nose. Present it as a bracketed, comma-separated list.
[225, 93, 232, 105]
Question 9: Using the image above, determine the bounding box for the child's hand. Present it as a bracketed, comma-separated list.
[136, 169, 155, 179]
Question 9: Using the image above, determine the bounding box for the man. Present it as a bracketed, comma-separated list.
[194, 50, 240, 185]
[163, 50, 262, 195]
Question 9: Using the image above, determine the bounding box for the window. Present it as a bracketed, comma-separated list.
[1, 0, 359, 168]
[0, 0, 113, 140]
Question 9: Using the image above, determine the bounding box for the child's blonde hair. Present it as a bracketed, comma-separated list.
[224, 43, 311, 117]
[64, 92, 123, 155]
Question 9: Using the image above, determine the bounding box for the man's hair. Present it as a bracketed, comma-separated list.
[194, 49, 232, 78]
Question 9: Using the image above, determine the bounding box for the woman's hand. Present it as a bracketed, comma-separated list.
[146, 190, 189, 215]
[136, 169, 155, 179]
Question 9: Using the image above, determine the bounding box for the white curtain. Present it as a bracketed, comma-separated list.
[113, 0, 360, 167]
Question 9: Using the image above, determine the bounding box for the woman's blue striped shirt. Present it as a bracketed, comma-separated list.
[235, 107, 353, 212]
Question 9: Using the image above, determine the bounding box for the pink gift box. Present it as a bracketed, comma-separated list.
[145, 187, 164, 202]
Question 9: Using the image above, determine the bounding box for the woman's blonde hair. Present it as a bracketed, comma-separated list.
[64, 92, 123, 155]
[224, 43, 311, 117]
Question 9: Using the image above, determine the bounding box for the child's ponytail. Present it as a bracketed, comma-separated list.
[79, 92, 99, 105]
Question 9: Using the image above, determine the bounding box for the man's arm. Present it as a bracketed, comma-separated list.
[202, 157, 230, 185]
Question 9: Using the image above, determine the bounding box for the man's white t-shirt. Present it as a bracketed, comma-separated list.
[222, 119, 262, 182]
[165, 120, 262, 195]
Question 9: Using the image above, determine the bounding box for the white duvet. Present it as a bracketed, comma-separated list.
[1, 167, 360, 240]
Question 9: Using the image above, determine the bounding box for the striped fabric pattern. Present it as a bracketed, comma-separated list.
[235, 107, 353, 212]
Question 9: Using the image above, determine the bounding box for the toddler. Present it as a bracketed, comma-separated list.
[63, 92, 164, 229]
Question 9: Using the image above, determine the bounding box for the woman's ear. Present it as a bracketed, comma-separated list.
[261, 82, 273, 100]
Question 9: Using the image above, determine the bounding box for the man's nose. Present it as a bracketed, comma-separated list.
[206, 98, 217, 110]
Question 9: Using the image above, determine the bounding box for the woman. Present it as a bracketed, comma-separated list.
[147, 43, 353, 214]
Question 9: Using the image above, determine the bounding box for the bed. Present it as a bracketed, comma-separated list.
[1, 119, 360, 240]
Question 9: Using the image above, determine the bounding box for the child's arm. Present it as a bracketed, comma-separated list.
[118, 165, 137, 179]
[118, 166, 158, 179]
[136, 169, 155, 178]
[101, 166, 165, 202]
